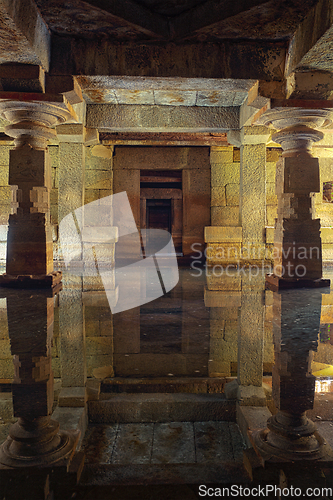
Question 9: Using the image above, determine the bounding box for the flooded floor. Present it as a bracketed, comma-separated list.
[0, 264, 333, 498]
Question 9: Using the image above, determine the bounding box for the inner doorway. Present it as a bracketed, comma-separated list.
[146, 199, 172, 233]
[140, 170, 182, 254]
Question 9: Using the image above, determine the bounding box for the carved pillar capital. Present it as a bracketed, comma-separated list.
[0, 99, 75, 149]
[258, 108, 332, 156]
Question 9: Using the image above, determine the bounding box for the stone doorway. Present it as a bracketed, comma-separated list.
[113, 146, 211, 257]
[140, 170, 182, 254]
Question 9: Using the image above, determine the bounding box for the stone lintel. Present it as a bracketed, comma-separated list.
[86, 104, 240, 132]
[239, 98, 271, 129]
[100, 131, 228, 146]
[204, 226, 242, 243]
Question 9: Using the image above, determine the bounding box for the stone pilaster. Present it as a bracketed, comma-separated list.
[238, 126, 270, 265]
[0, 98, 76, 288]
[259, 108, 332, 289]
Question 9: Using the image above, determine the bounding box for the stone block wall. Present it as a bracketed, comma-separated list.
[210, 146, 240, 227]
[312, 155, 333, 262]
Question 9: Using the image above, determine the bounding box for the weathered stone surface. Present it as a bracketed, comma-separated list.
[59, 289, 86, 387]
[58, 142, 85, 225]
[211, 163, 240, 186]
[240, 143, 266, 247]
[152, 422, 195, 464]
[226, 183, 240, 206]
[211, 186, 226, 207]
[87, 104, 240, 132]
[210, 146, 234, 163]
[238, 292, 264, 387]
[237, 385, 267, 406]
[58, 387, 87, 407]
[205, 226, 242, 242]
[211, 206, 239, 226]
[113, 423, 154, 464]
[89, 393, 235, 423]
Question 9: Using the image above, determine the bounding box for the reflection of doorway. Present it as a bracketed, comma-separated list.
[146, 199, 172, 233]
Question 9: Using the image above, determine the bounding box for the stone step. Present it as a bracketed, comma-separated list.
[81, 421, 249, 486]
[88, 393, 235, 424]
[101, 376, 231, 394]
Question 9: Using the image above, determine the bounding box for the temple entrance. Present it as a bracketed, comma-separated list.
[113, 146, 211, 257]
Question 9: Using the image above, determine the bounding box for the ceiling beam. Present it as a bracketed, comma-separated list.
[50, 37, 286, 81]
[285, 0, 333, 76]
[0, 0, 51, 71]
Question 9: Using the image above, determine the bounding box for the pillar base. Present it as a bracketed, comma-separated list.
[265, 274, 330, 291]
[0, 271, 62, 290]
[251, 427, 332, 463]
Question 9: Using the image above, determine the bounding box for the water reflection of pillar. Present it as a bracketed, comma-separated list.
[0, 289, 78, 471]
[254, 289, 331, 460]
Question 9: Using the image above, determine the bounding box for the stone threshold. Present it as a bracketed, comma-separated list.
[89, 393, 236, 424]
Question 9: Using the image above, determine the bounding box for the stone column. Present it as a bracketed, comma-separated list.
[258, 108, 332, 289]
[0, 98, 76, 288]
[239, 126, 270, 265]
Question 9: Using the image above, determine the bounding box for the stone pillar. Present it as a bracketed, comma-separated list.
[239, 126, 270, 265]
[258, 108, 332, 289]
[0, 99, 76, 288]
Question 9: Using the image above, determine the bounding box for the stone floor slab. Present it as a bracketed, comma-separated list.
[112, 423, 154, 464]
[194, 421, 233, 463]
[151, 422, 195, 464]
